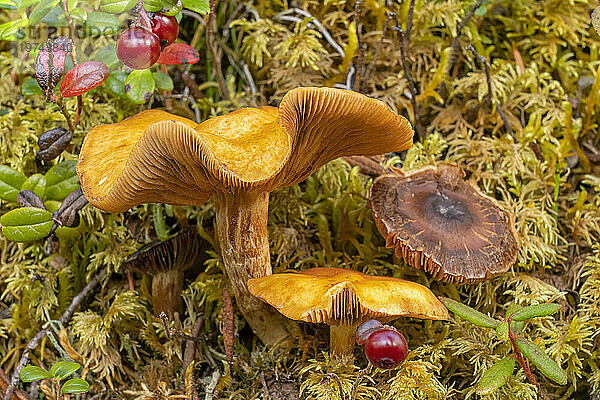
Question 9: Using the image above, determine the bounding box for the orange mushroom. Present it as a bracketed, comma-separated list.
[77, 87, 413, 344]
[369, 164, 519, 284]
[248, 267, 448, 363]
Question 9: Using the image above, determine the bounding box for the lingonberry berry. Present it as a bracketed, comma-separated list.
[116, 27, 161, 70]
[150, 13, 179, 46]
[355, 319, 384, 345]
[364, 327, 408, 369]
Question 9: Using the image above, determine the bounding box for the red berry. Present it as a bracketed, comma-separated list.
[355, 319, 384, 345]
[150, 13, 179, 46]
[364, 327, 408, 369]
[116, 27, 161, 70]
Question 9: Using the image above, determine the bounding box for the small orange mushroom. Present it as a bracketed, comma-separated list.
[369, 164, 519, 284]
[247, 267, 448, 363]
[77, 87, 414, 344]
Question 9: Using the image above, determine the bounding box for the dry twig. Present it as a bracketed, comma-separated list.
[390, 1, 423, 139]
[466, 45, 514, 139]
[207, 0, 230, 101]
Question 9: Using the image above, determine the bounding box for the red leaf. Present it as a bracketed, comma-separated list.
[35, 37, 73, 102]
[157, 43, 200, 65]
[59, 61, 109, 98]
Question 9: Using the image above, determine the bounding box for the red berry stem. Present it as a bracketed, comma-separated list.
[136, 0, 153, 30]
[506, 317, 550, 400]
[52, 94, 75, 134]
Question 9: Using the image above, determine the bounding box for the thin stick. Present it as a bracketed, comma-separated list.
[451, 0, 484, 52]
[390, 3, 423, 139]
[207, 0, 230, 101]
[365, 13, 394, 82]
[53, 95, 75, 134]
[3, 273, 104, 400]
[350, 364, 372, 400]
[326, 373, 345, 400]
[260, 372, 270, 400]
[352, 0, 364, 92]
[465, 45, 514, 138]
[507, 323, 550, 400]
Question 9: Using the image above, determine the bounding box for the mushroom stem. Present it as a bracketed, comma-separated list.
[329, 323, 357, 364]
[214, 191, 289, 345]
[152, 269, 184, 317]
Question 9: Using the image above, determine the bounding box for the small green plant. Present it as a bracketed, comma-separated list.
[441, 298, 566, 399]
[20, 361, 90, 398]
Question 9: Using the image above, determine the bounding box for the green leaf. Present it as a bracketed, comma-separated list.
[16, 0, 41, 8]
[0, 166, 27, 203]
[93, 45, 119, 68]
[61, 378, 90, 394]
[69, 7, 87, 21]
[20, 365, 52, 382]
[153, 71, 173, 91]
[45, 160, 80, 201]
[0, 0, 17, 10]
[181, 0, 208, 14]
[44, 200, 61, 213]
[100, 0, 135, 13]
[510, 304, 560, 322]
[516, 339, 567, 385]
[142, 0, 161, 12]
[42, 6, 67, 26]
[506, 303, 525, 335]
[21, 173, 46, 200]
[1, 207, 54, 242]
[440, 297, 498, 328]
[83, 12, 119, 36]
[51, 361, 80, 380]
[475, 357, 515, 395]
[0, 19, 28, 40]
[104, 71, 128, 97]
[29, 0, 59, 25]
[495, 320, 509, 341]
[22, 77, 43, 95]
[160, 0, 182, 15]
[125, 69, 155, 104]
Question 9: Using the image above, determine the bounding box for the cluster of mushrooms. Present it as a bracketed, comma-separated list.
[77, 87, 519, 365]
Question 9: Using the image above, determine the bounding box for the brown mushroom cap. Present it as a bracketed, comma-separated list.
[247, 267, 448, 324]
[76, 87, 413, 213]
[123, 227, 203, 275]
[369, 164, 519, 284]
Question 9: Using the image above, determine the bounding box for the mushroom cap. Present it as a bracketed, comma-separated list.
[247, 267, 448, 325]
[369, 164, 519, 284]
[123, 227, 204, 275]
[77, 87, 413, 213]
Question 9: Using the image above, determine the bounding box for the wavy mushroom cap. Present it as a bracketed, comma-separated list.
[369, 164, 519, 284]
[77, 87, 413, 213]
[247, 267, 448, 325]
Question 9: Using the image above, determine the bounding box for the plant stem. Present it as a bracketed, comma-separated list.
[136, 0, 152, 29]
[390, 2, 423, 140]
[207, 0, 230, 101]
[152, 269, 184, 317]
[214, 191, 288, 345]
[53, 95, 75, 134]
[507, 321, 550, 400]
